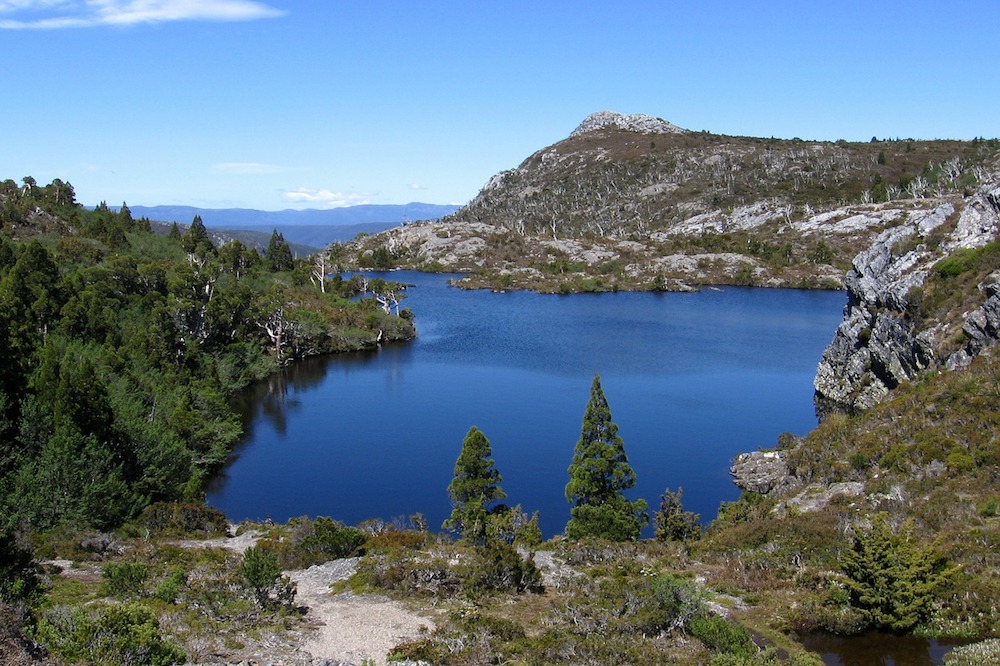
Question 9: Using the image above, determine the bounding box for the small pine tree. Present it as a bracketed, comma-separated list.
[443, 426, 506, 542]
[565, 373, 648, 541]
[653, 487, 701, 542]
[183, 215, 211, 254]
[265, 229, 294, 271]
[841, 514, 956, 632]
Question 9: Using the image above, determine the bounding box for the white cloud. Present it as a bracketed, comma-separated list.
[212, 161, 287, 175]
[282, 187, 370, 209]
[408, 182, 428, 191]
[0, 0, 284, 29]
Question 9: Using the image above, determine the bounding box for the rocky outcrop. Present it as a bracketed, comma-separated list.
[730, 450, 793, 494]
[814, 185, 1000, 413]
[569, 110, 686, 137]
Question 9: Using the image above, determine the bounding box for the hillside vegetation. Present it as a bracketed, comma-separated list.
[2, 126, 1000, 665]
[341, 113, 1000, 292]
[0, 177, 414, 533]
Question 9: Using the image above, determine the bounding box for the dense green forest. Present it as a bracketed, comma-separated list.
[0, 177, 414, 533]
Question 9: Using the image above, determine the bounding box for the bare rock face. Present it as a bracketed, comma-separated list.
[814, 185, 1000, 413]
[569, 110, 686, 137]
[730, 450, 793, 494]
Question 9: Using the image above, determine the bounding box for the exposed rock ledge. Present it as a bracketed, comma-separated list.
[813, 184, 1000, 413]
[569, 110, 686, 137]
[730, 449, 794, 495]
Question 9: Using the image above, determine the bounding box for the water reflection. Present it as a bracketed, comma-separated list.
[801, 632, 967, 666]
[230, 354, 337, 436]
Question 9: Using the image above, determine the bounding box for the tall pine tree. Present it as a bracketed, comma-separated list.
[443, 426, 506, 543]
[565, 373, 647, 541]
[265, 230, 294, 272]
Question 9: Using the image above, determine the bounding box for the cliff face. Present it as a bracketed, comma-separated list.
[814, 184, 1000, 413]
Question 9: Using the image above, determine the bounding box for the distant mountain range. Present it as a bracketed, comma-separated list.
[125, 203, 460, 249]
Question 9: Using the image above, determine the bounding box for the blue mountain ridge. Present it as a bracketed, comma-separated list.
[115, 202, 459, 250]
[124, 203, 459, 228]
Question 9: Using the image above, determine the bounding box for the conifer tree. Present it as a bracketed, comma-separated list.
[443, 426, 506, 542]
[265, 229, 294, 271]
[841, 514, 956, 632]
[565, 373, 647, 541]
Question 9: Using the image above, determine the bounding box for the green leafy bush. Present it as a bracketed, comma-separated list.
[239, 545, 295, 608]
[688, 615, 757, 658]
[102, 561, 149, 599]
[460, 541, 543, 595]
[841, 515, 956, 632]
[35, 603, 185, 666]
[137, 502, 228, 536]
[153, 570, 187, 604]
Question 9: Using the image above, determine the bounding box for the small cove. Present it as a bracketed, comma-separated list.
[207, 272, 846, 538]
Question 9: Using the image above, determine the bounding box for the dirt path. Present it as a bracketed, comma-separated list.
[287, 559, 435, 666]
[171, 531, 435, 665]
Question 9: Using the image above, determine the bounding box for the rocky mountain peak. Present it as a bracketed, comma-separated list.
[569, 110, 686, 137]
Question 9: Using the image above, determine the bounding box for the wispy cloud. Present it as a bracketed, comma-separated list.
[212, 161, 287, 175]
[408, 182, 428, 191]
[282, 187, 370, 209]
[0, 0, 284, 29]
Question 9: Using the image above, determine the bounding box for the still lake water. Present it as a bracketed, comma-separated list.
[207, 272, 846, 537]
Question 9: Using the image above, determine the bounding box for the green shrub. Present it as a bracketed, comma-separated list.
[36, 603, 185, 666]
[841, 515, 956, 632]
[457, 611, 526, 642]
[654, 487, 701, 542]
[137, 502, 228, 536]
[387, 638, 445, 663]
[298, 516, 366, 563]
[0, 529, 41, 604]
[461, 541, 543, 595]
[239, 545, 295, 608]
[365, 529, 427, 552]
[102, 561, 149, 599]
[689, 615, 757, 658]
[153, 570, 187, 604]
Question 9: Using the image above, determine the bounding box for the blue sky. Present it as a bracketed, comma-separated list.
[2, 1, 997, 210]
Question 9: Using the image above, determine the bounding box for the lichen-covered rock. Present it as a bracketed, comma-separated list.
[730, 450, 793, 494]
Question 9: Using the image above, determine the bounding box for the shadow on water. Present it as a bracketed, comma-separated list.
[801, 632, 969, 666]
[229, 349, 392, 436]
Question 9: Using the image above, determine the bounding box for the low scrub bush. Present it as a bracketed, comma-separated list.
[136, 502, 228, 536]
[35, 603, 185, 666]
[688, 615, 757, 658]
[102, 561, 149, 599]
[365, 529, 426, 552]
[460, 541, 543, 595]
[239, 546, 296, 609]
[265, 516, 367, 569]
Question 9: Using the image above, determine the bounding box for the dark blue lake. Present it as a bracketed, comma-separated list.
[207, 272, 846, 537]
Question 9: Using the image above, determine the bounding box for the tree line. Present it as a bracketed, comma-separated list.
[444, 373, 699, 544]
[0, 176, 414, 533]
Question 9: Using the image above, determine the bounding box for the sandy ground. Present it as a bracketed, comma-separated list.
[175, 530, 436, 666]
[287, 559, 435, 666]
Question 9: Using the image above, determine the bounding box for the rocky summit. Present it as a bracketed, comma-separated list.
[568, 110, 687, 137]
[342, 111, 1000, 302]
